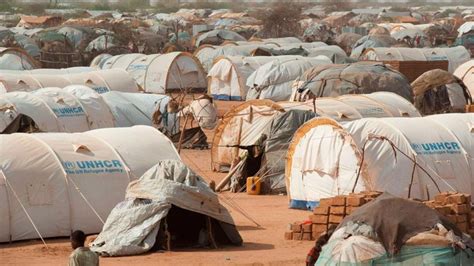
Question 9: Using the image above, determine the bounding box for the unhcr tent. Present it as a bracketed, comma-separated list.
[212, 92, 420, 173]
[194, 43, 279, 72]
[0, 87, 173, 134]
[454, 60, 474, 96]
[411, 69, 472, 115]
[207, 55, 303, 101]
[0, 69, 140, 94]
[291, 62, 413, 102]
[246, 57, 332, 101]
[0, 47, 39, 70]
[286, 113, 474, 210]
[100, 52, 207, 93]
[360, 46, 471, 73]
[0, 126, 180, 242]
[90, 160, 242, 256]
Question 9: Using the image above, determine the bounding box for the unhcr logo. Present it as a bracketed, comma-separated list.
[92, 86, 110, 94]
[62, 160, 124, 175]
[51, 106, 85, 117]
[411, 142, 461, 155]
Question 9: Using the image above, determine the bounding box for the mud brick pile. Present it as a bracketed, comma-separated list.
[284, 191, 382, 241]
[285, 191, 474, 241]
[424, 192, 474, 237]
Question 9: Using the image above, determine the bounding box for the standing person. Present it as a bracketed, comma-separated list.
[69, 230, 99, 266]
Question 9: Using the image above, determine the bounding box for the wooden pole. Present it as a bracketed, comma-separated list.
[216, 159, 245, 192]
[177, 114, 189, 154]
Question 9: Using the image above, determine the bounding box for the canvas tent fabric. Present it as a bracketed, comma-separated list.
[194, 29, 246, 47]
[0, 87, 174, 134]
[360, 46, 471, 73]
[246, 57, 332, 102]
[0, 47, 39, 70]
[193, 43, 279, 72]
[454, 60, 474, 96]
[257, 92, 420, 195]
[0, 126, 180, 242]
[286, 113, 474, 210]
[100, 52, 207, 93]
[207, 55, 303, 101]
[212, 92, 420, 173]
[411, 69, 472, 115]
[90, 160, 242, 256]
[0, 69, 140, 94]
[291, 62, 413, 102]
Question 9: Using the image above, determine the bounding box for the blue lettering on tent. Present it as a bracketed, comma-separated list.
[62, 160, 124, 174]
[51, 106, 85, 117]
[411, 142, 461, 155]
[92, 87, 110, 94]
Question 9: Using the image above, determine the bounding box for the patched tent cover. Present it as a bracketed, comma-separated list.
[293, 62, 413, 102]
[91, 160, 242, 256]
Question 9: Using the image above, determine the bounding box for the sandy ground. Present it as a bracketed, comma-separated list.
[0, 99, 315, 265]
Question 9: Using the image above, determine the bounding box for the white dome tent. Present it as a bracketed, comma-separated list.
[0, 47, 39, 70]
[0, 126, 180, 242]
[0, 69, 140, 94]
[246, 57, 332, 101]
[286, 113, 474, 210]
[100, 52, 207, 93]
[0, 86, 173, 134]
[207, 55, 304, 101]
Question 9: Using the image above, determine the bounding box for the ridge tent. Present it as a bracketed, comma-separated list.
[411, 69, 472, 115]
[290, 62, 413, 102]
[0, 47, 39, 70]
[0, 87, 173, 134]
[193, 43, 279, 72]
[90, 160, 242, 256]
[286, 114, 474, 210]
[207, 55, 304, 101]
[0, 126, 180, 242]
[212, 92, 420, 173]
[100, 52, 207, 93]
[360, 46, 471, 73]
[0, 69, 140, 94]
[454, 60, 474, 96]
[246, 57, 332, 102]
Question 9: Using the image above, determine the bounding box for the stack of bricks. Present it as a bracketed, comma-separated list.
[284, 191, 382, 241]
[424, 192, 474, 237]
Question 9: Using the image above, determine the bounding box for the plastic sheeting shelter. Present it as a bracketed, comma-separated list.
[211, 92, 421, 172]
[207, 55, 303, 101]
[0, 69, 140, 94]
[0, 86, 173, 134]
[101, 52, 207, 93]
[246, 57, 332, 102]
[360, 46, 471, 73]
[286, 113, 474, 210]
[454, 60, 474, 96]
[90, 160, 242, 256]
[291, 62, 413, 102]
[0, 126, 180, 242]
[350, 35, 398, 59]
[0, 47, 39, 70]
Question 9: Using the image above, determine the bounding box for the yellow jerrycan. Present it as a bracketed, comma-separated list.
[246, 176, 261, 195]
